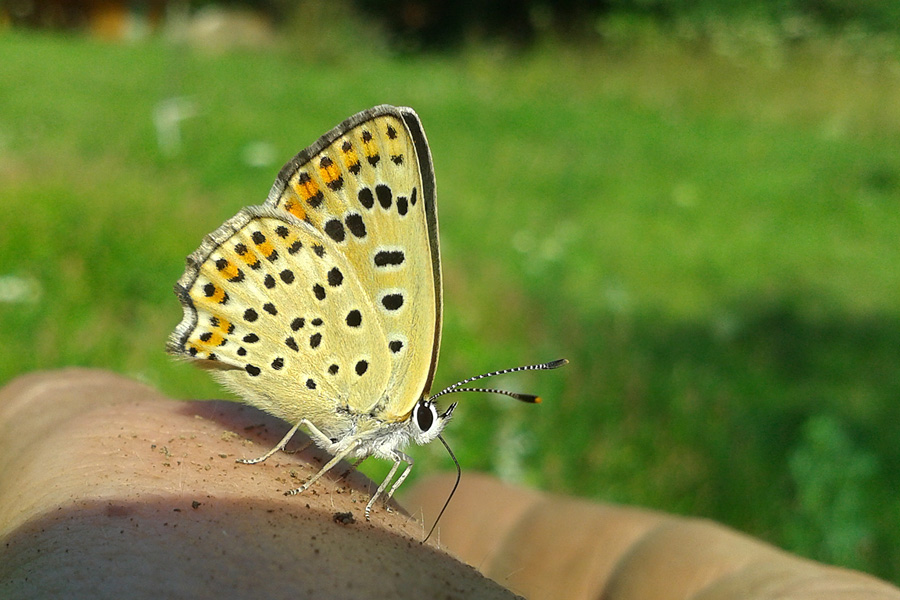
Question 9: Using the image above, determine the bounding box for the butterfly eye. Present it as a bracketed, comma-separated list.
[414, 400, 436, 432]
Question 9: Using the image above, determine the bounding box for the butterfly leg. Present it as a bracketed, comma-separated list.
[284, 443, 357, 497]
[338, 457, 366, 481]
[385, 452, 413, 503]
[237, 418, 329, 465]
[283, 439, 313, 455]
[364, 451, 412, 520]
[365, 457, 402, 520]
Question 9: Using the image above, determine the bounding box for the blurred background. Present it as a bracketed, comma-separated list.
[1, 0, 899, 583]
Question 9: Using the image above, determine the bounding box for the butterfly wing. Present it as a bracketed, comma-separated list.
[168, 106, 441, 432]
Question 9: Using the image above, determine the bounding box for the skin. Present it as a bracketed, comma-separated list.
[1, 369, 898, 599]
[0, 369, 512, 599]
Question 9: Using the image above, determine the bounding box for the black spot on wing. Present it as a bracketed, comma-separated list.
[345, 213, 366, 238]
[324, 219, 345, 243]
[358, 187, 374, 210]
[381, 293, 404, 311]
[375, 184, 392, 209]
[327, 267, 343, 287]
[374, 250, 405, 267]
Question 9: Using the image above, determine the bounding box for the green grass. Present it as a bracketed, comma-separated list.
[1, 26, 899, 581]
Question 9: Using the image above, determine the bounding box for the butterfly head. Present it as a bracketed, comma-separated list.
[408, 397, 457, 446]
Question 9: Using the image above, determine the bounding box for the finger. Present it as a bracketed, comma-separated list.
[404, 473, 900, 600]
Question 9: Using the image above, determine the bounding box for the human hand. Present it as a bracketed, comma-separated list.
[0, 369, 514, 599]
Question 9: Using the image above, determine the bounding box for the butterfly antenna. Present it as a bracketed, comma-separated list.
[423, 434, 461, 544]
[430, 358, 568, 403]
[423, 359, 566, 542]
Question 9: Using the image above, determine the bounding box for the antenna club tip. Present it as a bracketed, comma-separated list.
[551, 358, 569, 368]
[533, 396, 543, 404]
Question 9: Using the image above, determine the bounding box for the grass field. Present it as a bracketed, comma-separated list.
[2, 24, 899, 581]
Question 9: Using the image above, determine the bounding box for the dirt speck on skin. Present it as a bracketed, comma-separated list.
[332, 511, 355, 525]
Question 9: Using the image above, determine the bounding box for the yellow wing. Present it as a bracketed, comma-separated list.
[168, 106, 442, 432]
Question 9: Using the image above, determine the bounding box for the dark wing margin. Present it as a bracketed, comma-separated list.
[397, 106, 442, 396]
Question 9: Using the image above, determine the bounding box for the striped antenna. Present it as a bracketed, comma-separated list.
[429, 358, 568, 402]
[422, 358, 568, 543]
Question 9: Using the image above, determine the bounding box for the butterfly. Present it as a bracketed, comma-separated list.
[168, 105, 566, 535]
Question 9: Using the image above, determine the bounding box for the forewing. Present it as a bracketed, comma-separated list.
[266, 106, 441, 420]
